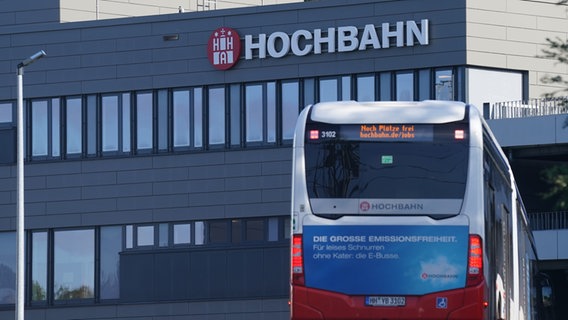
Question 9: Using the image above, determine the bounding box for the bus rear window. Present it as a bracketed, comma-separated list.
[304, 122, 469, 200]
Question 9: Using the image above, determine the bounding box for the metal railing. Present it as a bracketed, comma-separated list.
[489, 97, 568, 120]
[529, 211, 568, 231]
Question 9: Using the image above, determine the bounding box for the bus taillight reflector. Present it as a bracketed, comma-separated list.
[292, 234, 305, 285]
[466, 234, 483, 287]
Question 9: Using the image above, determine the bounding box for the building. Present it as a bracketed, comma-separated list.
[0, 0, 567, 319]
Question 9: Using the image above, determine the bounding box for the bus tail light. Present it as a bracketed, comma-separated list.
[466, 234, 483, 287]
[292, 234, 305, 286]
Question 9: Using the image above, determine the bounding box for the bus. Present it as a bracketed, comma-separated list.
[290, 101, 546, 319]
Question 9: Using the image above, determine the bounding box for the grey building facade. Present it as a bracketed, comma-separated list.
[0, 0, 567, 319]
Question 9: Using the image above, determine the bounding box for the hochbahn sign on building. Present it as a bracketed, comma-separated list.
[207, 19, 429, 70]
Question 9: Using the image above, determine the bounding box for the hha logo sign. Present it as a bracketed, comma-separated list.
[207, 27, 241, 70]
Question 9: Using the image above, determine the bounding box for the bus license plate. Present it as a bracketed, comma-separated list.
[365, 296, 406, 307]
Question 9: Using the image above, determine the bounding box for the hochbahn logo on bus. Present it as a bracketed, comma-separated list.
[207, 19, 429, 70]
[360, 200, 424, 213]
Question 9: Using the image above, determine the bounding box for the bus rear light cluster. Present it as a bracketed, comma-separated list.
[466, 234, 483, 287]
[292, 234, 305, 286]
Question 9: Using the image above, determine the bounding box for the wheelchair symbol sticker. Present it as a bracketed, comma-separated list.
[436, 297, 448, 309]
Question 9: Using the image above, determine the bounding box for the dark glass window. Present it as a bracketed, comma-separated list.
[208, 220, 228, 243]
[357, 74, 375, 102]
[245, 219, 264, 241]
[342, 76, 351, 101]
[282, 81, 299, 141]
[319, 78, 338, 102]
[229, 84, 241, 146]
[245, 84, 263, 143]
[54, 229, 94, 300]
[396, 71, 414, 101]
[136, 225, 154, 247]
[173, 224, 191, 245]
[208, 87, 225, 146]
[102, 95, 119, 152]
[231, 219, 242, 243]
[136, 92, 153, 151]
[0, 103, 12, 124]
[435, 69, 454, 101]
[100, 226, 121, 300]
[31, 231, 47, 302]
[173, 90, 190, 148]
[31, 100, 48, 157]
[66, 97, 82, 155]
[0, 232, 16, 304]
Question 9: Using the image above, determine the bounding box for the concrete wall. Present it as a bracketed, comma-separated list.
[534, 229, 568, 260]
[487, 114, 568, 147]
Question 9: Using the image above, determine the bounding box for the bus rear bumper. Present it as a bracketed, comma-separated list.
[291, 283, 486, 320]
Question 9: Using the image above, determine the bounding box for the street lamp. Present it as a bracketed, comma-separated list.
[16, 50, 46, 320]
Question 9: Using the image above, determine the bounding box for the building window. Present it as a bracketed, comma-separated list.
[229, 84, 241, 146]
[208, 220, 228, 243]
[102, 93, 130, 155]
[319, 77, 338, 102]
[418, 69, 431, 100]
[281, 80, 299, 141]
[173, 223, 191, 245]
[231, 219, 242, 243]
[195, 221, 205, 245]
[31, 231, 48, 302]
[245, 219, 264, 241]
[66, 97, 82, 156]
[396, 71, 414, 101]
[0, 103, 12, 124]
[100, 226, 121, 300]
[102, 95, 119, 152]
[435, 68, 454, 101]
[136, 225, 155, 247]
[379, 72, 392, 101]
[159, 223, 169, 247]
[0, 232, 16, 304]
[53, 229, 95, 300]
[245, 83, 263, 143]
[208, 87, 225, 146]
[31, 100, 48, 157]
[173, 90, 190, 148]
[136, 92, 153, 151]
[357, 74, 375, 102]
[342, 76, 352, 101]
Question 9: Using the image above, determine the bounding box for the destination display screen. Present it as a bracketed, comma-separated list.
[307, 124, 435, 142]
[303, 120, 469, 201]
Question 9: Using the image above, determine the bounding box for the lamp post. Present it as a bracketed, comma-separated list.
[16, 50, 46, 320]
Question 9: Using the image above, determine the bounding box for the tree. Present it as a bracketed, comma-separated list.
[540, 37, 568, 97]
[541, 164, 568, 210]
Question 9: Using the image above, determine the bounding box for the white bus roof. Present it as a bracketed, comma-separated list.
[309, 100, 468, 124]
